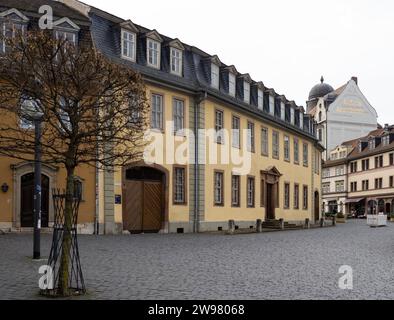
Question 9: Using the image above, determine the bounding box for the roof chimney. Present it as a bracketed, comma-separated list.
[351, 76, 358, 85]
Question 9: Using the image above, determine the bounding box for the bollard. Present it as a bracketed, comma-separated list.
[228, 220, 235, 234]
[320, 218, 325, 228]
[256, 219, 263, 233]
[305, 218, 310, 229]
[279, 218, 285, 230]
[332, 216, 336, 226]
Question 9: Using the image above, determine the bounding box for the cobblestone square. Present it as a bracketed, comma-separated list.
[0, 220, 393, 300]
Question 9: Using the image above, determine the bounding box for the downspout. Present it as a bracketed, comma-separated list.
[194, 91, 207, 233]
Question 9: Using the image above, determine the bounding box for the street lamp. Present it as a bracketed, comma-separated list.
[21, 97, 44, 260]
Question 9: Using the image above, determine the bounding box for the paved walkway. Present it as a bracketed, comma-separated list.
[0, 220, 393, 300]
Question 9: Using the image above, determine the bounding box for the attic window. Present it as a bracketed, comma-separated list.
[382, 135, 390, 146]
[0, 8, 29, 53]
[229, 73, 236, 97]
[243, 81, 250, 104]
[121, 30, 136, 61]
[53, 17, 80, 47]
[147, 38, 161, 69]
[170, 47, 182, 76]
[211, 63, 219, 89]
[257, 89, 264, 110]
[369, 139, 375, 150]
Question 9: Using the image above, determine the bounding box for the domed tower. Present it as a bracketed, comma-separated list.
[307, 76, 334, 113]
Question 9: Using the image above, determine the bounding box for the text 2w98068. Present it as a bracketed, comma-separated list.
[192, 304, 245, 316]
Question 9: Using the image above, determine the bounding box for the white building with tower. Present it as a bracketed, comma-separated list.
[307, 76, 378, 160]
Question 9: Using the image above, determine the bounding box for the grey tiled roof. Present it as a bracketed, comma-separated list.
[0, 0, 90, 24]
[88, 9, 317, 141]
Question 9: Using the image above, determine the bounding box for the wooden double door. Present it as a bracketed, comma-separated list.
[123, 180, 163, 233]
[20, 173, 49, 228]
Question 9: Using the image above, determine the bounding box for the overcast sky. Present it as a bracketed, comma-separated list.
[85, 0, 394, 124]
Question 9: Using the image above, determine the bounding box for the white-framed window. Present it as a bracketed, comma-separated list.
[382, 135, 390, 146]
[55, 30, 77, 46]
[174, 167, 186, 204]
[247, 177, 255, 208]
[173, 98, 184, 134]
[284, 135, 290, 161]
[280, 102, 285, 120]
[335, 181, 345, 192]
[1, 21, 25, 53]
[211, 63, 219, 89]
[294, 138, 299, 164]
[232, 116, 240, 149]
[247, 121, 255, 153]
[151, 93, 163, 130]
[322, 183, 330, 194]
[147, 38, 160, 69]
[272, 131, 279, 159]
[229, 73, 236, 97]
[257, 89, 264, 110]
[170, 47, 182, 75]
[215, 109, 224, 144]
[231, 175, 240, 207]
[121, 30, 136, 61]
[244, 81, 250, 104]
[269, 95, 275, 115]
[214, 171, 224, 206]
[261, 127, 269, 156]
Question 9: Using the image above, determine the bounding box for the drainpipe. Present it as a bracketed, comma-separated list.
[194, 91, 207, 233]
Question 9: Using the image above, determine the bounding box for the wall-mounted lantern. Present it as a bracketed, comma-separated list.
[1, 183, 9, 193]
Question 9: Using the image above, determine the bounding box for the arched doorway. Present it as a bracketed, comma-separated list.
[122, 165, 167, 233]
[20, 173, 49, 228]
[314, 191, 320, 221]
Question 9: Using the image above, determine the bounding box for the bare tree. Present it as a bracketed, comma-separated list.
[0, 29, 148, 296]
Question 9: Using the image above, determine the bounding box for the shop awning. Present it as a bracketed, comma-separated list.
[345, 198, 365, 204]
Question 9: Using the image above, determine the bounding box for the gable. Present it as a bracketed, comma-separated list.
[145, 29, 163, 43]
[119, 20, 138, 33]
[53, 17, 80, 31]
[167, 38, 185, 51]
[327, 80, 378, 125]
[0, 8, 29, 22]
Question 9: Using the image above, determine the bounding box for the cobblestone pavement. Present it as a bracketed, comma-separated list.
[0, 220, 393, 300]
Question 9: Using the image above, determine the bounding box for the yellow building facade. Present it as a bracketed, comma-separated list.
[0, 0, 323, 234]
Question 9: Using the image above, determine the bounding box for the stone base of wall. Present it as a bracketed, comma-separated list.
[168, 220, 309, 234]
[0, 222, 12, 233]
[4, 223, 97, 235]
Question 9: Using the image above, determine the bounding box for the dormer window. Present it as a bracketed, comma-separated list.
[121, 30, 136, 61]
[280, 102, 285, 120]
[119, 20, 138, 62]
[369, 139, 375, 150]
[147, 39, 160, 69]
[229, 73, 236, 97]
[53, 18, 80, 47]
[244, 81, 250, 104]
[55, 30, 76, 46]
[269, 95, 275, 115]
[257, 89, 263, 110]
[211, 63, 219, 89]
[0, 8, 29, 53]
[170, 47, 182, 75]
[382, 135, 390, 146]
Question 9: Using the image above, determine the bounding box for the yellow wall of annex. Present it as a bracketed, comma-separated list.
[203, 99, 321, 223]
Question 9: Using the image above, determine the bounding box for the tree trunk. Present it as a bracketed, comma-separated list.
[58, 166, 75, 296]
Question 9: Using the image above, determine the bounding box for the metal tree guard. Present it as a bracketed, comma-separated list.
[41, 189, 85, 296]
